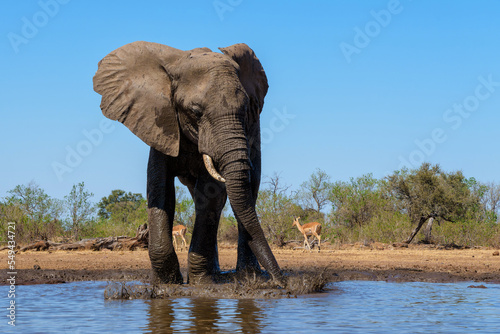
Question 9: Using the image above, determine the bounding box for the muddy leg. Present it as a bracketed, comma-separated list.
[147, 148, 183, 284]
[185, 175, 226, 284]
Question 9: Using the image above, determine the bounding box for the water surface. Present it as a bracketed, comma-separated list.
[3, 281, 499, 333]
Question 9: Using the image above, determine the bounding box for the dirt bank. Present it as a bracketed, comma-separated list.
[3, 244, 500, 285]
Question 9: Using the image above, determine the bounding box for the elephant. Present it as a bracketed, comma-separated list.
[93, 41, 282, 284]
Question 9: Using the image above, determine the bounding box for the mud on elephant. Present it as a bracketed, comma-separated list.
[93, 41, 281, 284]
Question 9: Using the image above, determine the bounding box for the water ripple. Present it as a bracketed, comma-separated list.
[2, 281, 499, 333]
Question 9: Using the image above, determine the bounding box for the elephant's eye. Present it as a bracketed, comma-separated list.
[190, 105, 203, 119]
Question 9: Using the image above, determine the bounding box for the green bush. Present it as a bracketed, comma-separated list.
[431, 220, 500, 247]
[328, 212, 412, 245]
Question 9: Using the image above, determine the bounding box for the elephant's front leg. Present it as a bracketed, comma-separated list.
[147, 148, 183, 284]
[186, 175, 226, 284]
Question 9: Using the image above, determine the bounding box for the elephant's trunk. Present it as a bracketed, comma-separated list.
[216, 140, 282, 281]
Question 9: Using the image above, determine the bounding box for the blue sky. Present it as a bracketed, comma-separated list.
[1, 0, 499, 202]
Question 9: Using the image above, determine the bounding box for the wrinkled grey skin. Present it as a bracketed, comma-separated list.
[93, 41, 281, 284]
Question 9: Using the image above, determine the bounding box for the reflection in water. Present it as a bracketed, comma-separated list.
[188, 299, 220, 333]
[145, 297, 264, 333]
[145, 298, 175, 332]
[8, 281, 499, 334]
[236, 299, 263, 333]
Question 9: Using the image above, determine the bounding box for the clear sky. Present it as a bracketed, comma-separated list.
[1, 0, 499, 202]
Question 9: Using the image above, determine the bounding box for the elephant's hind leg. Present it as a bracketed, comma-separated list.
[184, 175, 226, 284]
[147, 148, 183, 284]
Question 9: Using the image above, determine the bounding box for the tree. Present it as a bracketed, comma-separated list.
[97, 190, 144, 220]
[64, 182, 96, 240]
[386, 163, 482, 243]
[256, 173, 301, 246]
[298, 169, 331, 222]
[94, 190, 147, 236]
[174, 186, 195, 231]
[329, 173, 383, 228]
[4, 182, 64, 242]
[218, 202, 238, 244]
[0, 200, 25, 243]
[96, 186, 195, 237]
[484, 181, 500, 222]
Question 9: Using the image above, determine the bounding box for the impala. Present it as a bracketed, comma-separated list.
[292, 217, 321, 252]
[172, 225, 187, 251]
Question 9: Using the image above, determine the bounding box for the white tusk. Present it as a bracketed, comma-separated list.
[203, 154, 226, 183]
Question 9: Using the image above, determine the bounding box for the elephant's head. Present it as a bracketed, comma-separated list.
[93, 41, 280, 280]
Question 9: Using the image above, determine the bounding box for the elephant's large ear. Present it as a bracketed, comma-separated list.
[219, 44, 269, 113]
[93, 41, 184, 157]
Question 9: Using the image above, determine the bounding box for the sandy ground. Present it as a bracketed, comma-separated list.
[3, 244, 500, 285]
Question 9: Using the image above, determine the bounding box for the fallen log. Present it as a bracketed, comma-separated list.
[20, 240, 50, 252]
[18, 223, 150, 252]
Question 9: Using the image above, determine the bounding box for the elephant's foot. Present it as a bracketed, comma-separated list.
[187, 273, 215, 285]
[218, 268, 286, 289]
[149, 250, 184, 284]
[187, 252, 218, 284]
[237, 267, 286, 287]
[151, 269, 183, 285]
[235, 262, 263, 277]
